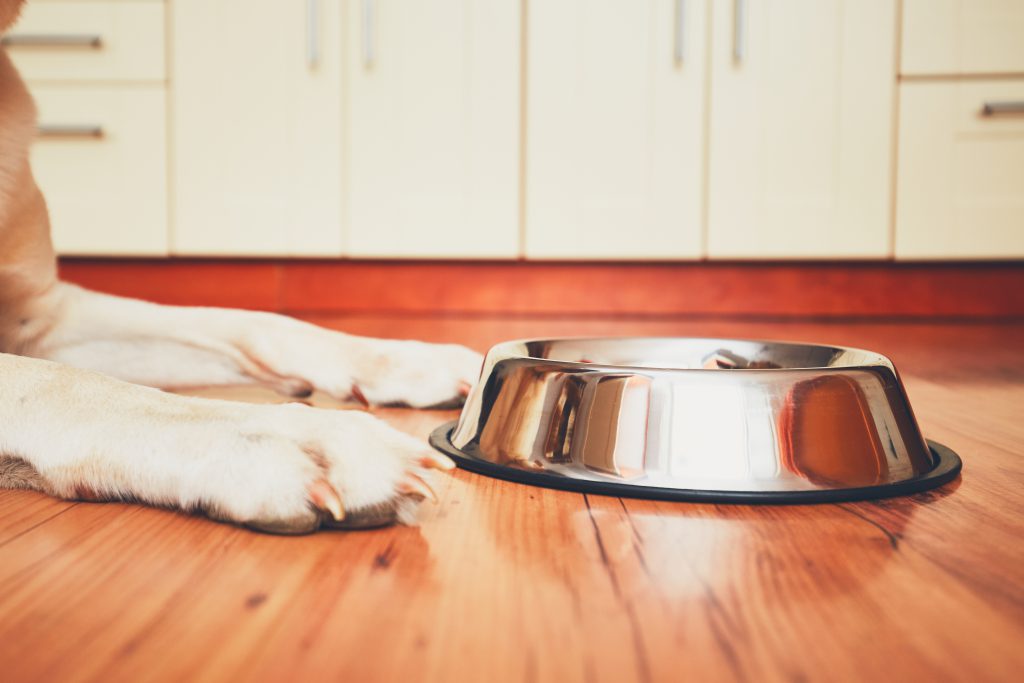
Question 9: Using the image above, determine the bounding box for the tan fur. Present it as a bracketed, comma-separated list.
[0, 42, 60, 357]
[0, 0, 481, 531]
[0, 0, 25, 35]
[0, 455, 46, 492]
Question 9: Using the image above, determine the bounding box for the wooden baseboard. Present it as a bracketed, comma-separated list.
[57, 258, 1024, 320]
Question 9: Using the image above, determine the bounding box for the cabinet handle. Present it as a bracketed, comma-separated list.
[674, 0, 685, 64]
[37, 124, 104, 138]
[1, 33, 103, 48]
[733, 0, 746, 63]
[981, 101, 1024, 116]
[362, 0, 375, 68]
[306, 0, 319, 68]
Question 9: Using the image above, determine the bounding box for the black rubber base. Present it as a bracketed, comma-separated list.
[429, 421, 963, 504]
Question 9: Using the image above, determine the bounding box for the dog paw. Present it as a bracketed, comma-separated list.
[3, 355, 457, 534]
[351, 339, 483, 409]
[231, 316, 482, 410]
[199, 405, 456, 534]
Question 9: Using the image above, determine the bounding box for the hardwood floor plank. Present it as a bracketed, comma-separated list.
[0, 490, 76, 546]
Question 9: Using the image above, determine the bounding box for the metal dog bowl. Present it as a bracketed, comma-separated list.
[430, 338, 961, 503]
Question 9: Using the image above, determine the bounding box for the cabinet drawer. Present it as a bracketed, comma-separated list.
[902, 0, 1024, 76]
[31, 86, 168, 255]
[895, 80, 1024, 259]
[3, 1, 165, 82]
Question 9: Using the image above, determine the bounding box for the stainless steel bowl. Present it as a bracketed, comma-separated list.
[430, 337, 961, 503]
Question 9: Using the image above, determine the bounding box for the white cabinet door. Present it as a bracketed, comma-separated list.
[707, 0, 896, 259]
[32, 86, 168, 256]
[895, 80, 1024, 259]
[525, 0, 706, 260]
[902, 0, 1024, 76]
[172, 0, 343, 256]
[345, 0, 519, 258]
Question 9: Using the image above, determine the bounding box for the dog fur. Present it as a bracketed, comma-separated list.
[0, 0, 482, 532]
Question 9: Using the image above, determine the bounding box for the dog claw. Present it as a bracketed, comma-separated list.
[350, 385, 371, 408]
[398, 473, 437, 503]
[419, 451, 456, 471]
[308, 479, 345, 521]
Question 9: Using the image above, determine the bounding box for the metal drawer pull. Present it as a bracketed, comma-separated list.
[981, 101, 1024, 116]
[674, 0, 685, 64]
[363, 0, 375, 68]
[38, 124, 104, 138]
[306, 0, 319, 68]
[1, 34, 102, 48]
[733, 0, 746, 63]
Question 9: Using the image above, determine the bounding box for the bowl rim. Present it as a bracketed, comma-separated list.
[483, 336, 895, 374]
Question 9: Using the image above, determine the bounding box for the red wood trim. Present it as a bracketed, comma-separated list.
[59, 261, 282, 310]
[58, 259, 1024, 320]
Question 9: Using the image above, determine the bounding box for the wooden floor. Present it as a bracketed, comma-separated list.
[1, 316, 1022, 682]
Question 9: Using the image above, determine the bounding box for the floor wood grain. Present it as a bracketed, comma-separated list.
[1, 318, 1022, 682]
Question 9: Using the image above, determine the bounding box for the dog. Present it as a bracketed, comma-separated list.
[0, 0, 482, 532]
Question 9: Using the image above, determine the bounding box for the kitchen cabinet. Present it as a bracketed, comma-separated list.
[897, 0, 1024, 259]
[4, 0, 168, 255]
[31, 86, 169, 256]
[902, 0, 1024, 76]
[524, 0, 706, 259]
[9, 0, 1019, 262]
[706, 0, 897, 259]
[895, 80, 1024, 259]
[171, 0, 344, 256]
[4, 0, 165, 82]
[345, 0, 520, 257]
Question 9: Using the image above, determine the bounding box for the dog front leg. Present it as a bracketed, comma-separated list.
[0, 352, 452, 531]
[19, 282, 481, 406]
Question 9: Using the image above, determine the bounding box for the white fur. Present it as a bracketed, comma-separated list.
[2, 283, 483, 529]
[0, 351, 452, 528]
[36, 283, 481, 407]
